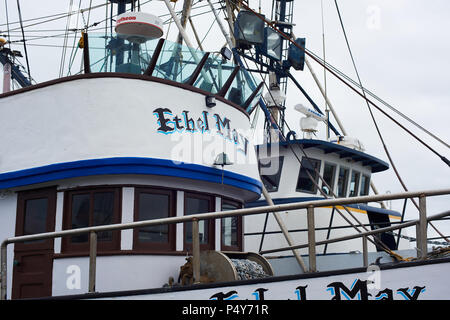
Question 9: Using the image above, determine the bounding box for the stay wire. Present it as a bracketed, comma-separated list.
[233, 0, 450, 169]
[16, 0, 31, 83]
[333, 0, 448, 242]
[228, 5, 401, 257]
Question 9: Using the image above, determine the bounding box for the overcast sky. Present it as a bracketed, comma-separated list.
[1, 0, 449, 238]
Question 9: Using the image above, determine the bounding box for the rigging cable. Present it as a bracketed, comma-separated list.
[333, 0, 449, 242]
[15, 0, 31, 83]
[226, 3, 405, 259]
[234, 1, 450, 168]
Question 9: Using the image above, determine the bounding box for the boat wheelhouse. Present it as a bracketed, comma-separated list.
[0, 30, 266, 298]
[246, 138, 403, 256]
[0, 0, 448, 302]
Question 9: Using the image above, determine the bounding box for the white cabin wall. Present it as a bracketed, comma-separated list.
[52, 255, 186, 296]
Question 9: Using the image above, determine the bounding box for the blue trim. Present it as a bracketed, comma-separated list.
[0, 157, 262, 195]
[257, 139, 389, 173]
[246, 196, 401, 217]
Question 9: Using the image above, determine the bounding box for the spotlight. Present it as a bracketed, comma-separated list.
[220, 47, 232, 61]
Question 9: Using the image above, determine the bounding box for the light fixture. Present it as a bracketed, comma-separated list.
[220, 47, 232, 61]
[287, 37, 306, 71]
[205, 95, 216, 108]
[234, 10, 265, 49]
[214, 152, 233, 166]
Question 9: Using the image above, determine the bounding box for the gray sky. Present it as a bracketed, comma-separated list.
[1, 0, 449, 238]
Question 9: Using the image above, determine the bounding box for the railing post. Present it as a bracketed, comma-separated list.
[192, 218, 201, 284]
[307, 205, 316, 272]
[417, 195, 428, 260]
[362, 235, 368, 268]
[89, 231, 97, 293]
[1, 242, 7, 300]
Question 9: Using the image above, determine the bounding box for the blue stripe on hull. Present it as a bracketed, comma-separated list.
[0, 157, 262, 195]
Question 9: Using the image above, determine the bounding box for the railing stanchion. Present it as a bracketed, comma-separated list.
[362, 235, 368, 267]
[1, 242, 7, 300]
[307, 205, 316, 272]
[192, 218, 201, 284]
[418, 195, 428, 260]
[89, 231, 97, 293]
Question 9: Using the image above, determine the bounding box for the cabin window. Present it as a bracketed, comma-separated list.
[321, 162, 337, 196]
[221, 200, 242, 251]
[258, 157, 284, 192]
[62, 188, 121, 252]
[296, 158, 321, 194]
[349, 170, 361, 197]
[184, 193, 215, 251]
[133, 188, 176, 251]
[337, 167, 350, 197]
[360, 175, 370, 196]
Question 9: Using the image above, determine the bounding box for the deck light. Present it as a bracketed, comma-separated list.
[205, 95, 216, 108]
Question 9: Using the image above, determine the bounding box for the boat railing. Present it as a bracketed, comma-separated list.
[1, 188, 449, 300]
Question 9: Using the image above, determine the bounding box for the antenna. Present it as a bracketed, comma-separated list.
[294, 103, 327, 139]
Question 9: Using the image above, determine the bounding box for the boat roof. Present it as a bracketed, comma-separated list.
[257, 139, 389, 173]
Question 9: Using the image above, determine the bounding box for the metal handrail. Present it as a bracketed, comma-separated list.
[1, 188, 449, 299]
[260, 209, 450, 254]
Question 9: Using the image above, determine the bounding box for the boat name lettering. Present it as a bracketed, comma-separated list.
[153, 108, 249, 155]
[209, 279, 427, 300]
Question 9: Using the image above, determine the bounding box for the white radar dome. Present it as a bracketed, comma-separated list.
[115, 12, 164, 44]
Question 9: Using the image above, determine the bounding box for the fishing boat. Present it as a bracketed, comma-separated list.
[0, 0, 449, 301]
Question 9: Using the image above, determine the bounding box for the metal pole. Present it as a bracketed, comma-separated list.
[2, 63, 11, 93]
[362, 235, 368, 267]
[192, 218, 201, 284]
[207, 0, 234, 50]
[1, 241, 7, 300]
[162, 0, 211, 83]
[307, 205, 316, 272]
[176, 0, 193, 45]
[418, 195, 428, 260]
[261, 185, 308, 273]
[89, 231, 97, 293]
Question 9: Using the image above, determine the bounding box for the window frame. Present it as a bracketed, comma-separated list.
[132, 187, 176, 252]
[62, 187, 122, 253]
[321, 162, 337, 196]
[349, 170, 361, 197]
[183, 192, 215, 252]
[337, 166, 350, 197]
[220, 199, 243, 252]
[296, 157, 322, 194]
[258, 156, 285, 193]
[360, 174, 371, 196]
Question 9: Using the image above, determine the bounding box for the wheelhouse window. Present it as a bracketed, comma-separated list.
[360, 175, 370, 196]
[296, 158, 321, 194]
[337, 167, 350, 197]
[221, 200, 242, 251]
[321, 162, 336, 196]
[258, 157, 284, 192]
[62, 188, 121, 252]
[133, 188, 175, 251]
[184, 193, 215, 251]
[349, 170, 361, 197]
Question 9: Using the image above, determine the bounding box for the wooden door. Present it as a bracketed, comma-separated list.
[12, 187, 57, 299]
